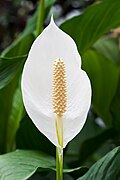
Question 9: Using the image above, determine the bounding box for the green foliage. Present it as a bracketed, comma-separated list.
[78, 146, 120, 180]
[93, 37, 120, 65]
[0, 149, 87, 180]
[0, 150, 55, 180]
[61, 0, 120, 54]
[0, 0, 55, 154]
[61, 0, 120, 132]
[6, 86, 24, 152]
[82, 49, 120, 128]
[0, 0, 120, 179]
[0, 55, 26, 89]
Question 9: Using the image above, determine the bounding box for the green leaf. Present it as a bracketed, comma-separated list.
[0, 54, 26, 152]
[93, 37, 120, 131]
[0, 77, 20, 153]
[0, 55, 26, 89]
[60, 0, 120, 54]
[0, 150, 55, 180]
[6, 86, 24, 152]
[93, 36, 120, 65]
[78, 146, 120, 180]
[0, 150, 87, 179]
[82, 49, 120, 127]
[1, 33, 34, 57]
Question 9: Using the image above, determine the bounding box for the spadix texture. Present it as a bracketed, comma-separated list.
[21, 18, 91, 148]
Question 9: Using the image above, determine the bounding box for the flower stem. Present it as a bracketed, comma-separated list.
[56, 115, 63, 147]
[56, 115, 63, 180]
[56, 146, 63, 180]
[34, 0, 45, 37]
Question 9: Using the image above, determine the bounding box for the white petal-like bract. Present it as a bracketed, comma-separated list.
[21, 17, 91, 148]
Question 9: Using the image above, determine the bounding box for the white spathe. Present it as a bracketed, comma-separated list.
[21, 17, 91, 148]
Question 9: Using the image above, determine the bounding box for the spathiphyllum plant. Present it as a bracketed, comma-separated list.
[21, 17, 91, 180]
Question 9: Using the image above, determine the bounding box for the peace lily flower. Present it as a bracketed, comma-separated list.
[21, 16, 91, 179]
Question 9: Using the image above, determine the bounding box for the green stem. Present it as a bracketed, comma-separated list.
[56, 114, 63, 180]
[34, 0, 45, 37]
[56, 146, 63, 180]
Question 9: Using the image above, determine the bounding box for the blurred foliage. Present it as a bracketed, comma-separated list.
[0, 0, 120, 179]
[0, 0, 97, 52]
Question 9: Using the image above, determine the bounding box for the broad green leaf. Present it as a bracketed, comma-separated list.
[0, 150, 86, 179]
[60, 0, 120, 54]
[0, 150, 55, 180]
[0, 55, 26, 152]
[82, 49, 120, 127]
[1, 34, 34, 57]
[0, 75, 20, 153]
[0, 55, 26, 89]
[78, 146, 120, 180]
[93, 36, 120, 65]
[93, 37, 120, 131]
[6, 87, 24, 152]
